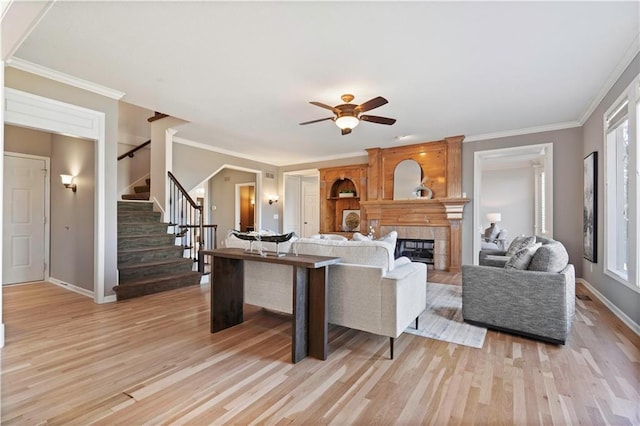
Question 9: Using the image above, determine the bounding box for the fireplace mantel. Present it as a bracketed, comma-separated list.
[360, 198, 469, 225]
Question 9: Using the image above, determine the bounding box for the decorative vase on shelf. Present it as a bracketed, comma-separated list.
[414, 177, 433, 199]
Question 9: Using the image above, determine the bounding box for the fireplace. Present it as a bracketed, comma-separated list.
[396, 238, 434, 266]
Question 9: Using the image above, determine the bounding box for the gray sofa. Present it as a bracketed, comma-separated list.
[463, 236, 575, 344]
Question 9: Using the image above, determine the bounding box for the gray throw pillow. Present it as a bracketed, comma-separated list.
[505, 242, 541, 270]
[505, 236, 536, 257]
[528, 242, 569, 273]
[484, 223, 500, 239]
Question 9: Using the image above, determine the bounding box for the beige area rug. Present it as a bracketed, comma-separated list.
[404, 282, 487, 349]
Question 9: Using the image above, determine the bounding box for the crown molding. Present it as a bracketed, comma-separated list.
[173, 135, 366, 167]
[173, 136, 278, 166]
[6, 57, 125, 100]
[463, 121, 581, 143]
[578, 34, 640, 125]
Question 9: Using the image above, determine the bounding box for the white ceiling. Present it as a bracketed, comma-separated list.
[11, 1, 640, 166]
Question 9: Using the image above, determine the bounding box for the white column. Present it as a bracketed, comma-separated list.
[149, 117, 187, 221]
[1, 60, 5, 347]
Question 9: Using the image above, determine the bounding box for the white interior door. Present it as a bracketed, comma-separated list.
[302, 177, 319, 237]
[283, 175, 301, 235]
[3, 155, 46, 284]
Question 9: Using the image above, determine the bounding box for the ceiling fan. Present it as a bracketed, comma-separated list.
[299, 94, 396, 135]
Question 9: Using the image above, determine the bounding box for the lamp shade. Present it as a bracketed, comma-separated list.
[60, 174, 74, 185]
[335, 115, 359, 130]
[486, 212, 502, 223]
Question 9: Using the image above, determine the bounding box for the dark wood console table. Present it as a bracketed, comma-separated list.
[201, 248, 341, 363]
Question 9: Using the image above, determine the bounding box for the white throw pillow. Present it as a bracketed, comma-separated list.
[352, 232, 371, 241]
[376, 230, 398, 248]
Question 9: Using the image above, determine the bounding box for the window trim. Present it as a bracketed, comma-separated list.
[602, 75, 639, 293]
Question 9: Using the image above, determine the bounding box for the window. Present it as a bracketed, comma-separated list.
[604, 76, 639, 290]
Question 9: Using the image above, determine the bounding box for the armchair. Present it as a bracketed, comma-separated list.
[465, 236, 575, 344]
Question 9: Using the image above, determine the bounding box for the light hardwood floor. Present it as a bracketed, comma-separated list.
[1, 275, 638, 425]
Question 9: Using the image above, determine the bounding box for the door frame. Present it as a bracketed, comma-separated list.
[4, 88, 107, 303]
[235, 182, 255, 231]
[3, 152, 51, 283]
[473, 142, 553, 264]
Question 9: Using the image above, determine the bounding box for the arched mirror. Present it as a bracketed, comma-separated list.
[393, 159, 422, 200]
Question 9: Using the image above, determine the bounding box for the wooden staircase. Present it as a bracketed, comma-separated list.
[114, 201, 201, 300]
[121, 178, 151, 201]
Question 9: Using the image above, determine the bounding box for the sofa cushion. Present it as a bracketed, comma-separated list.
[353, 231, 398, 248]
[352, 232, 370, 241]
[528, 242, 569, 273]
[294, 238, 396, 271]
[505, 242, 541, 270]
[310, 234, 348, 241]
[505, 236, 536, 257]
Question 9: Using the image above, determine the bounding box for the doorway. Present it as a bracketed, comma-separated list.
[283, 169, 319, 237]
[3, 88, 107, 303]
[473, 143, 553, 264]
[235, 183, 255, 232]
[3, 153, 50, 284]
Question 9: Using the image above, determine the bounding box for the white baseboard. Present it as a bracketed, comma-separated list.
[577, 278, 640, 336]
[49, 278, 118, 303]
[49, 277, 94, 299]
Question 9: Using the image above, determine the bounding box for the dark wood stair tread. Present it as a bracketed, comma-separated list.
[117, 271, 200, 286]
[118, 257, 193, 272]
[118, 245, 184, 255]
[122, 192, 150, 200]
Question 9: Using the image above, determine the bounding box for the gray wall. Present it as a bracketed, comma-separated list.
[582, 53, 640, 326]
[209, 169, 256, 247]
[50, 135, 95, 291]
[462, 127, 584, 276]
[173, 143, 279, 232]
[5, 67, 119, 297]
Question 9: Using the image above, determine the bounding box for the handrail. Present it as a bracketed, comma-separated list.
[168, 171, 200, 209]
[167, 171, 210, 273]
[117, 140, 150, 161]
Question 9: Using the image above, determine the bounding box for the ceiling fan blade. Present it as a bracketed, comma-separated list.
[341, 128, 352, 136]
[356, 96, 388, 113]
[310, 101, 339, 114]
[299, 117, 333, 125]
[360, 115, 396, 125]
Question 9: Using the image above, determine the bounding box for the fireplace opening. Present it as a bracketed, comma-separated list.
[395, 239, 434, 266]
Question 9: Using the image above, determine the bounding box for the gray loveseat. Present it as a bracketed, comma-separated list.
[463, 236, 575, 344]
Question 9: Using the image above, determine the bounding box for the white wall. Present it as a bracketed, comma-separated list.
[117, 101, 153, 196]
[480, 166, 534, 240]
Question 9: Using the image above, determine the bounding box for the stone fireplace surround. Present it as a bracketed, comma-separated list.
[383, 226, 447, 270]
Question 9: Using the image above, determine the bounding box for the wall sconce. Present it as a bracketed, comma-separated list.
[60, 174, 77, 193]
[268, 195, 279, 205]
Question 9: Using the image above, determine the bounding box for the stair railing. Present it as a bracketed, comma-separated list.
[117, 140, 151, 161]
[167, 171, 217, 273]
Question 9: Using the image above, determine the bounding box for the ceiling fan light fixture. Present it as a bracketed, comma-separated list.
[335, 115, 359, 130]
